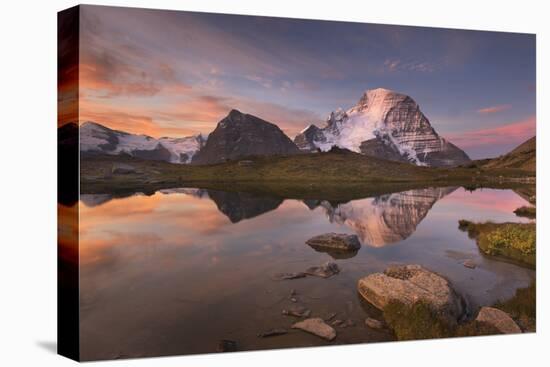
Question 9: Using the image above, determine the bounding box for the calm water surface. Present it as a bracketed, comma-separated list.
[78, 187, 534, 360]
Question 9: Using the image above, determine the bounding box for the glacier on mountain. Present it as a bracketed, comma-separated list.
[80, 121, 205, 164]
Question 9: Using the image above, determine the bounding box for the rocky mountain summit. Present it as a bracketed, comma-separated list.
[294, 88, 471, 167]
[192, 109, 301, 165]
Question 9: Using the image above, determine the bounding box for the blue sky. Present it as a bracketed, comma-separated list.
[78, 5, 536, 158]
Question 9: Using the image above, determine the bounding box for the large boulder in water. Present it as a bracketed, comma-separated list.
[306, 233, 361, 253]
[357, 264, 465, 322]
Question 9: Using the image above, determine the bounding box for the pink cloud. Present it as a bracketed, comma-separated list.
[446, 115, 536, 149]
[477, 104, 512, 114]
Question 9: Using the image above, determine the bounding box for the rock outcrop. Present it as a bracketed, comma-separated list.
[192, 109, 301, 164]
[293, 88, 470, 167]
[357, 265, 465, 322]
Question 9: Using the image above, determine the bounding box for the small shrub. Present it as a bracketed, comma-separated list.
[513, 206, 536, 219]
[482, 224, 535, 255]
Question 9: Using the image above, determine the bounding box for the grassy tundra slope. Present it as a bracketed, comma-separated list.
[81, 146, 535, 200]
[481, 137, 536, 172]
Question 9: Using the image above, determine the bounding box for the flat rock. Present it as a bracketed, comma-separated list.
[476, 307, 522, 334]
[305, 262, 340, 278]
[306, 233, 361, 251]
[463, 259, 477, 269]
[357, 264, 465, 322]
[292, 318, 337, 341]
[365, 317, 385, 329]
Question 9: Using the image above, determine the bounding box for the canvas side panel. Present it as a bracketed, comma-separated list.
[57, 5, 80, 362]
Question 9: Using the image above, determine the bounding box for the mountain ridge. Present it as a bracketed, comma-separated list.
[79, 121, 205, 164]
[481, 136, 535, 172]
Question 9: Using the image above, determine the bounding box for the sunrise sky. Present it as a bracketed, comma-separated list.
[71, 5, 536, 159]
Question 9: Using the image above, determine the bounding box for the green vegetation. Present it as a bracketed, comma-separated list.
[382, 300, 453, 340]
[382, 300, 502, 340]
[80, 152, 535, 199]
[381, 288, 535, 341]
[458, 220, 535, 267]
[514, 206, 536, 219]
[494, 281, 536, 332]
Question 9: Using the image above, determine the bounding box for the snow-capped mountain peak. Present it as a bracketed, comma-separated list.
[79, 121, 205, 164]
[293, 88, 470, 167]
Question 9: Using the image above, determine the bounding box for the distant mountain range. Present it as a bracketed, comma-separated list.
[71, 88, 525, 167]
[80, 121, 205, 164]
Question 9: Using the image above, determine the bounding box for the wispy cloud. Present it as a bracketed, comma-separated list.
[446, 115, 535, 149]
[477, 104, 512, 114]
[383, 58, 435, 73]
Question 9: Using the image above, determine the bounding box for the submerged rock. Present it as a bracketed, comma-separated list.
[216, 339, 237, 352]
[462, 259, 477, 269]
[282, 305, 311, 318]
[365, 317, 385, 330]
[305, 262, 340, 278]
[292, 318, 337, 341]
[475, 307, 522, 334]
[357, 264, 465, 322]
[306, 233, 361, 251]
[344, 319, 356, 327]
[272, 272, 306, 281]
[257, 328, 288, 338]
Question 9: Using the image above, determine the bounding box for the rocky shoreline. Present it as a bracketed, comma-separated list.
[215, 232, 533, 352]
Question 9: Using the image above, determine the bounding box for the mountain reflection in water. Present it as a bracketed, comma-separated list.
[81, 187, 455, 246]
[310, 187, 457, 247]
[76, 186, 534, 359]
